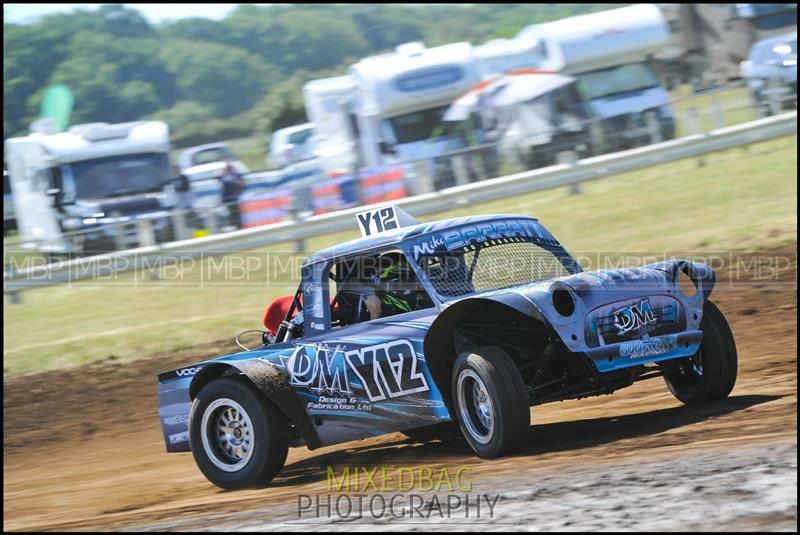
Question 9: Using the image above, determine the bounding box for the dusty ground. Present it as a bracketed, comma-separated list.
[3, 248, 797, 532]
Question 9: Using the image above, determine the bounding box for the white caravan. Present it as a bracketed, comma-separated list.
[346, 41, 484, 170]
[5, 120, 176, 254]
[303, 42, 497, 190]
[517, 4, 676, 150]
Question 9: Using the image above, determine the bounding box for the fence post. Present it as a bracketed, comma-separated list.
[588, 119, 605, 156]
[5, 261, 21, 303]
[406, 162, 434, 196]
[710, 100, 724, 131]
[557, 151, 581, 195]
[646, 110, 663, 144]
[135, 218, 155, 247]
[294, 186, 313, 216]
[472, 148, 488, 182]
[171, 209, 189, 241]
[451, 154, 470, 186]
[686, 108, 706, 167]
[111, 210, 128, 250]
[289, 208, 306, 253]
[205, 208, 219, 235]
[768, 87, 782, 116]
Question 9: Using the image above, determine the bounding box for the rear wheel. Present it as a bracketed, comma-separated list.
[663, 300, 738, 405]
[451, 346, 529, 458]
[190, 376, 288, 489]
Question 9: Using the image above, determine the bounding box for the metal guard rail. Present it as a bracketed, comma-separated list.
[4, 111, 796, 294]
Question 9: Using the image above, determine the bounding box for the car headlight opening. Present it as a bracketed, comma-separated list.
[552, 287, 576, 317]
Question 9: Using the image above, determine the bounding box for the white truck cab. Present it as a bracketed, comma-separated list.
[5, 120, 176, 253]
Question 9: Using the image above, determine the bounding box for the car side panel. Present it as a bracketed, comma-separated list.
[157, 309, 450, 452]
[294, 308, 451, 446]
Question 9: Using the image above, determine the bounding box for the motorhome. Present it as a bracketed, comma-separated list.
[347, 41, 494, 179]
[517, 3, 676, 152]
[303, 42, 498, 189]
[5, 120, 176, 254]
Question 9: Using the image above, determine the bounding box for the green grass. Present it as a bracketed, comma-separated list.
[671, 85, 758, 137]
[3, 133, 796, 378]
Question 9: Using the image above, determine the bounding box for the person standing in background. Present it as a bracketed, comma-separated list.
[219, 159, 246, 229]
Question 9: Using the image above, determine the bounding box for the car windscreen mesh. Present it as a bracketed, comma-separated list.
[418, 237, 578, 298]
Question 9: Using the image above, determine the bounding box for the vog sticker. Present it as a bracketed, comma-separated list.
[168, 431, 189, 444]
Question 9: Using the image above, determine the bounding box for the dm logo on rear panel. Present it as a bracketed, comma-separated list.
[613, 299, 656, 336]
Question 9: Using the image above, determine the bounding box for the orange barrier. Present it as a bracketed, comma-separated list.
[359, 165, 409, 204]
[311, 173, 355, 214]
[239, 190, 294, 228]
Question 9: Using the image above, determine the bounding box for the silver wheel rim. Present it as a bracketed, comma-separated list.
[457, 369, 494, 444]
[200, 398, 255, 472]
[691, 349, 704, 377]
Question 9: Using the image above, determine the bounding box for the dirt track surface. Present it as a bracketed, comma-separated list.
[3, 249, 797, 531]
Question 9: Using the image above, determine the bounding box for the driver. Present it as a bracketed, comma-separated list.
[363, 252, 432, 320]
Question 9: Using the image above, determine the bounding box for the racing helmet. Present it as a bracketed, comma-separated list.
[375, 252, 416, 289]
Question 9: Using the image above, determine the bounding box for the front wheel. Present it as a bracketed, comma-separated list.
[451, 346, 530, 458]
[190, 376, 288, 489]
[662, 299, 738, 405]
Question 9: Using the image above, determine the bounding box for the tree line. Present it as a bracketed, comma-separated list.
[3, 4, 617, 147]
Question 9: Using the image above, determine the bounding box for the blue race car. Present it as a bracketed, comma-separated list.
[158, 207, 737, 489]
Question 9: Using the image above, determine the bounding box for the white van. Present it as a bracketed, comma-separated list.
[267, 123, 316, 170]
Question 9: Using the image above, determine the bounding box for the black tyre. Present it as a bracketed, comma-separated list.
[190, 376, 288, 489]
[663, 300, 738, 405]
[401, 422, 460, 443]
[451, 346, 530, 458]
